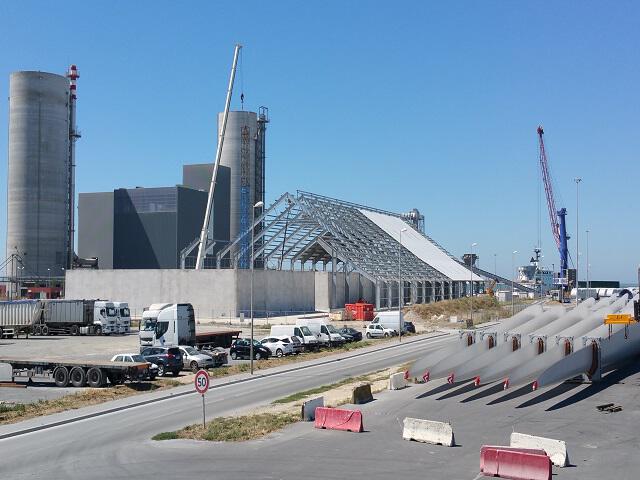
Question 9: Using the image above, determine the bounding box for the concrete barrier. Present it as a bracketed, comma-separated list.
[388, 372, 407, 390]
[402, 417, 455, 447]
[0, 363, 12, 382]
[480, 446, 551, 480]
[510, 432, 569, 467]
[301, 396, 324, 421]
[314, 407, 363, 432]
[351, 383, 373, 404]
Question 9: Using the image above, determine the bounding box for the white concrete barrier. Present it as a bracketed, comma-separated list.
[301, 397, 324, 421]
[0, 363, 13, 382]
[389, 372, 407, 390]
[402, 417, 455, 447]
[510, 432, 569, 467]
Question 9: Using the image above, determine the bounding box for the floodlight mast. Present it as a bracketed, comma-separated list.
[195, 44, 242, 269]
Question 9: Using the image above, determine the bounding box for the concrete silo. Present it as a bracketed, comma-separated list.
[218, 109, 268, 268]
[6, 70, 73, 277]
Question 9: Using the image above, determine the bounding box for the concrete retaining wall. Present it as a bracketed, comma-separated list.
[66, 269, 361, 320]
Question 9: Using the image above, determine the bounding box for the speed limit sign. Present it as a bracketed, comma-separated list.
[194, 369, 210, 394]
[195, 369, 210, 427]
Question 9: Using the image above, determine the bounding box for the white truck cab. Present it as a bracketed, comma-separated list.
[93, 301, 118, 335]
[114, 302, 131, 334]
[139, 303, 195, 350]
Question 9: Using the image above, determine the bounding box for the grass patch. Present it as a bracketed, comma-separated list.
[0, 380, 177, 426]
[272, 371, 384, 404]
[0, 403, 26, 414]
[154, 412, 299, 442]
[152, 431, 179, 441]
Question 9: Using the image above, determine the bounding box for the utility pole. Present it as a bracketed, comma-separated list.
[470, 243, 477, 325]
[574, 178, 582, 306]
[512, 250, 518, 316]
[398, 228, 407, 342]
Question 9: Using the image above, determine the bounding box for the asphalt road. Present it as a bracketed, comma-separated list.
[0, 332, 454, 479]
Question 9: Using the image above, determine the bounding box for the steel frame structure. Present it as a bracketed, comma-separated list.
[213, 191, 474, 306]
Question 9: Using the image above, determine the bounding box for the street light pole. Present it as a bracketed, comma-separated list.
[250, 200, 264, 375]
[574, 177, 582, 306]
[398, 227, 407, 342]
[470, 243, 477, 326]
[511, 251, 518, 316]
[494, 253, 497, 277]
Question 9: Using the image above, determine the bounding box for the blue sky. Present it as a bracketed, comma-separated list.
[1, 1, 638, 282]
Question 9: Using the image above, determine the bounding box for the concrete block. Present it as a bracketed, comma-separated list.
[388, 372, 407, 390]
[301, 396, 324, 421]
[402, 417, 455, 447]
[510, 431, 569, 467]
[351, 383, 373, 404]
[0, 363, 13, 382]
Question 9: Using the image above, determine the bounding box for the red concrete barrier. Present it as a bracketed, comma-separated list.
[314, 407, 363, 433]
[480, 445, 551, 479]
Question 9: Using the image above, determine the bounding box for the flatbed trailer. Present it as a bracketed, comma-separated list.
[196, 330, 241, 349]
[0, 356, 150, 388]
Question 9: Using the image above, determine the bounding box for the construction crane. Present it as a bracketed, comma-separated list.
[195, 44, 242, 269]
[537, 126, 570, 302]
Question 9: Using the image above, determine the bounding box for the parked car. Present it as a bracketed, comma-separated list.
[140, 346, 183, 376]
[198, 346, 229, 367]
[276, 335, 304, 354]
[260, 337, 294, 357]
[338, 327, 363, 342]
[230, 338, 271, 360]
[178, 346, 215, 372]
[110, 353, 158, 380]
[365, 323, 396, 339]
[404, 321, 416, 334]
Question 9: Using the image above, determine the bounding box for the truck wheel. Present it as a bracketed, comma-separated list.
[276, 348, 283, 357]
[33, 325, 41, 336]
[366, 332, 372, 339]
[53, 366, 70, 387]
[157, 364, 165, 377]
[41, 325, 49, 336]
[231, 352, 237, 360]
[384, 332, 389, 337]
[255, 352, 262, 360]
[94, 325, 102, 336]
[70, 367, 87, 387]
[190, 361, 199, 373]
[70, 325, 79, 336]
[87, 367, 105, 388]
[0, 327, 4, 339]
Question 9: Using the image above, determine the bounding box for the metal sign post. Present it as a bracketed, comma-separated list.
[194, 369, 210, 428]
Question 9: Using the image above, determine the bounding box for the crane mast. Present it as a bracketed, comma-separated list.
[537, 126, 569, 300]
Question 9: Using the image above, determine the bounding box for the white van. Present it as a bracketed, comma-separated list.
[270, 325, 319, 351]
[371, 311, 404, 335]
[295, 318, 345, 347]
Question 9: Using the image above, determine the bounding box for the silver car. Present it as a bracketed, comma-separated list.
[179, 346, 214, 373]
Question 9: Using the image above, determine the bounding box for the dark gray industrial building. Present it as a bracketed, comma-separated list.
[78, 164, 230, 269]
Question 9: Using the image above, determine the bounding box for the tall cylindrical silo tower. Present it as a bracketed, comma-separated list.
[6, 71, 70, 277]
[218, 110, 259, 268]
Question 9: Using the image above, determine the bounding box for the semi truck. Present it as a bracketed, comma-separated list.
[0, 356, 150, 387]
[0, 299, 131, 337]
[138, 303, 240, 353]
